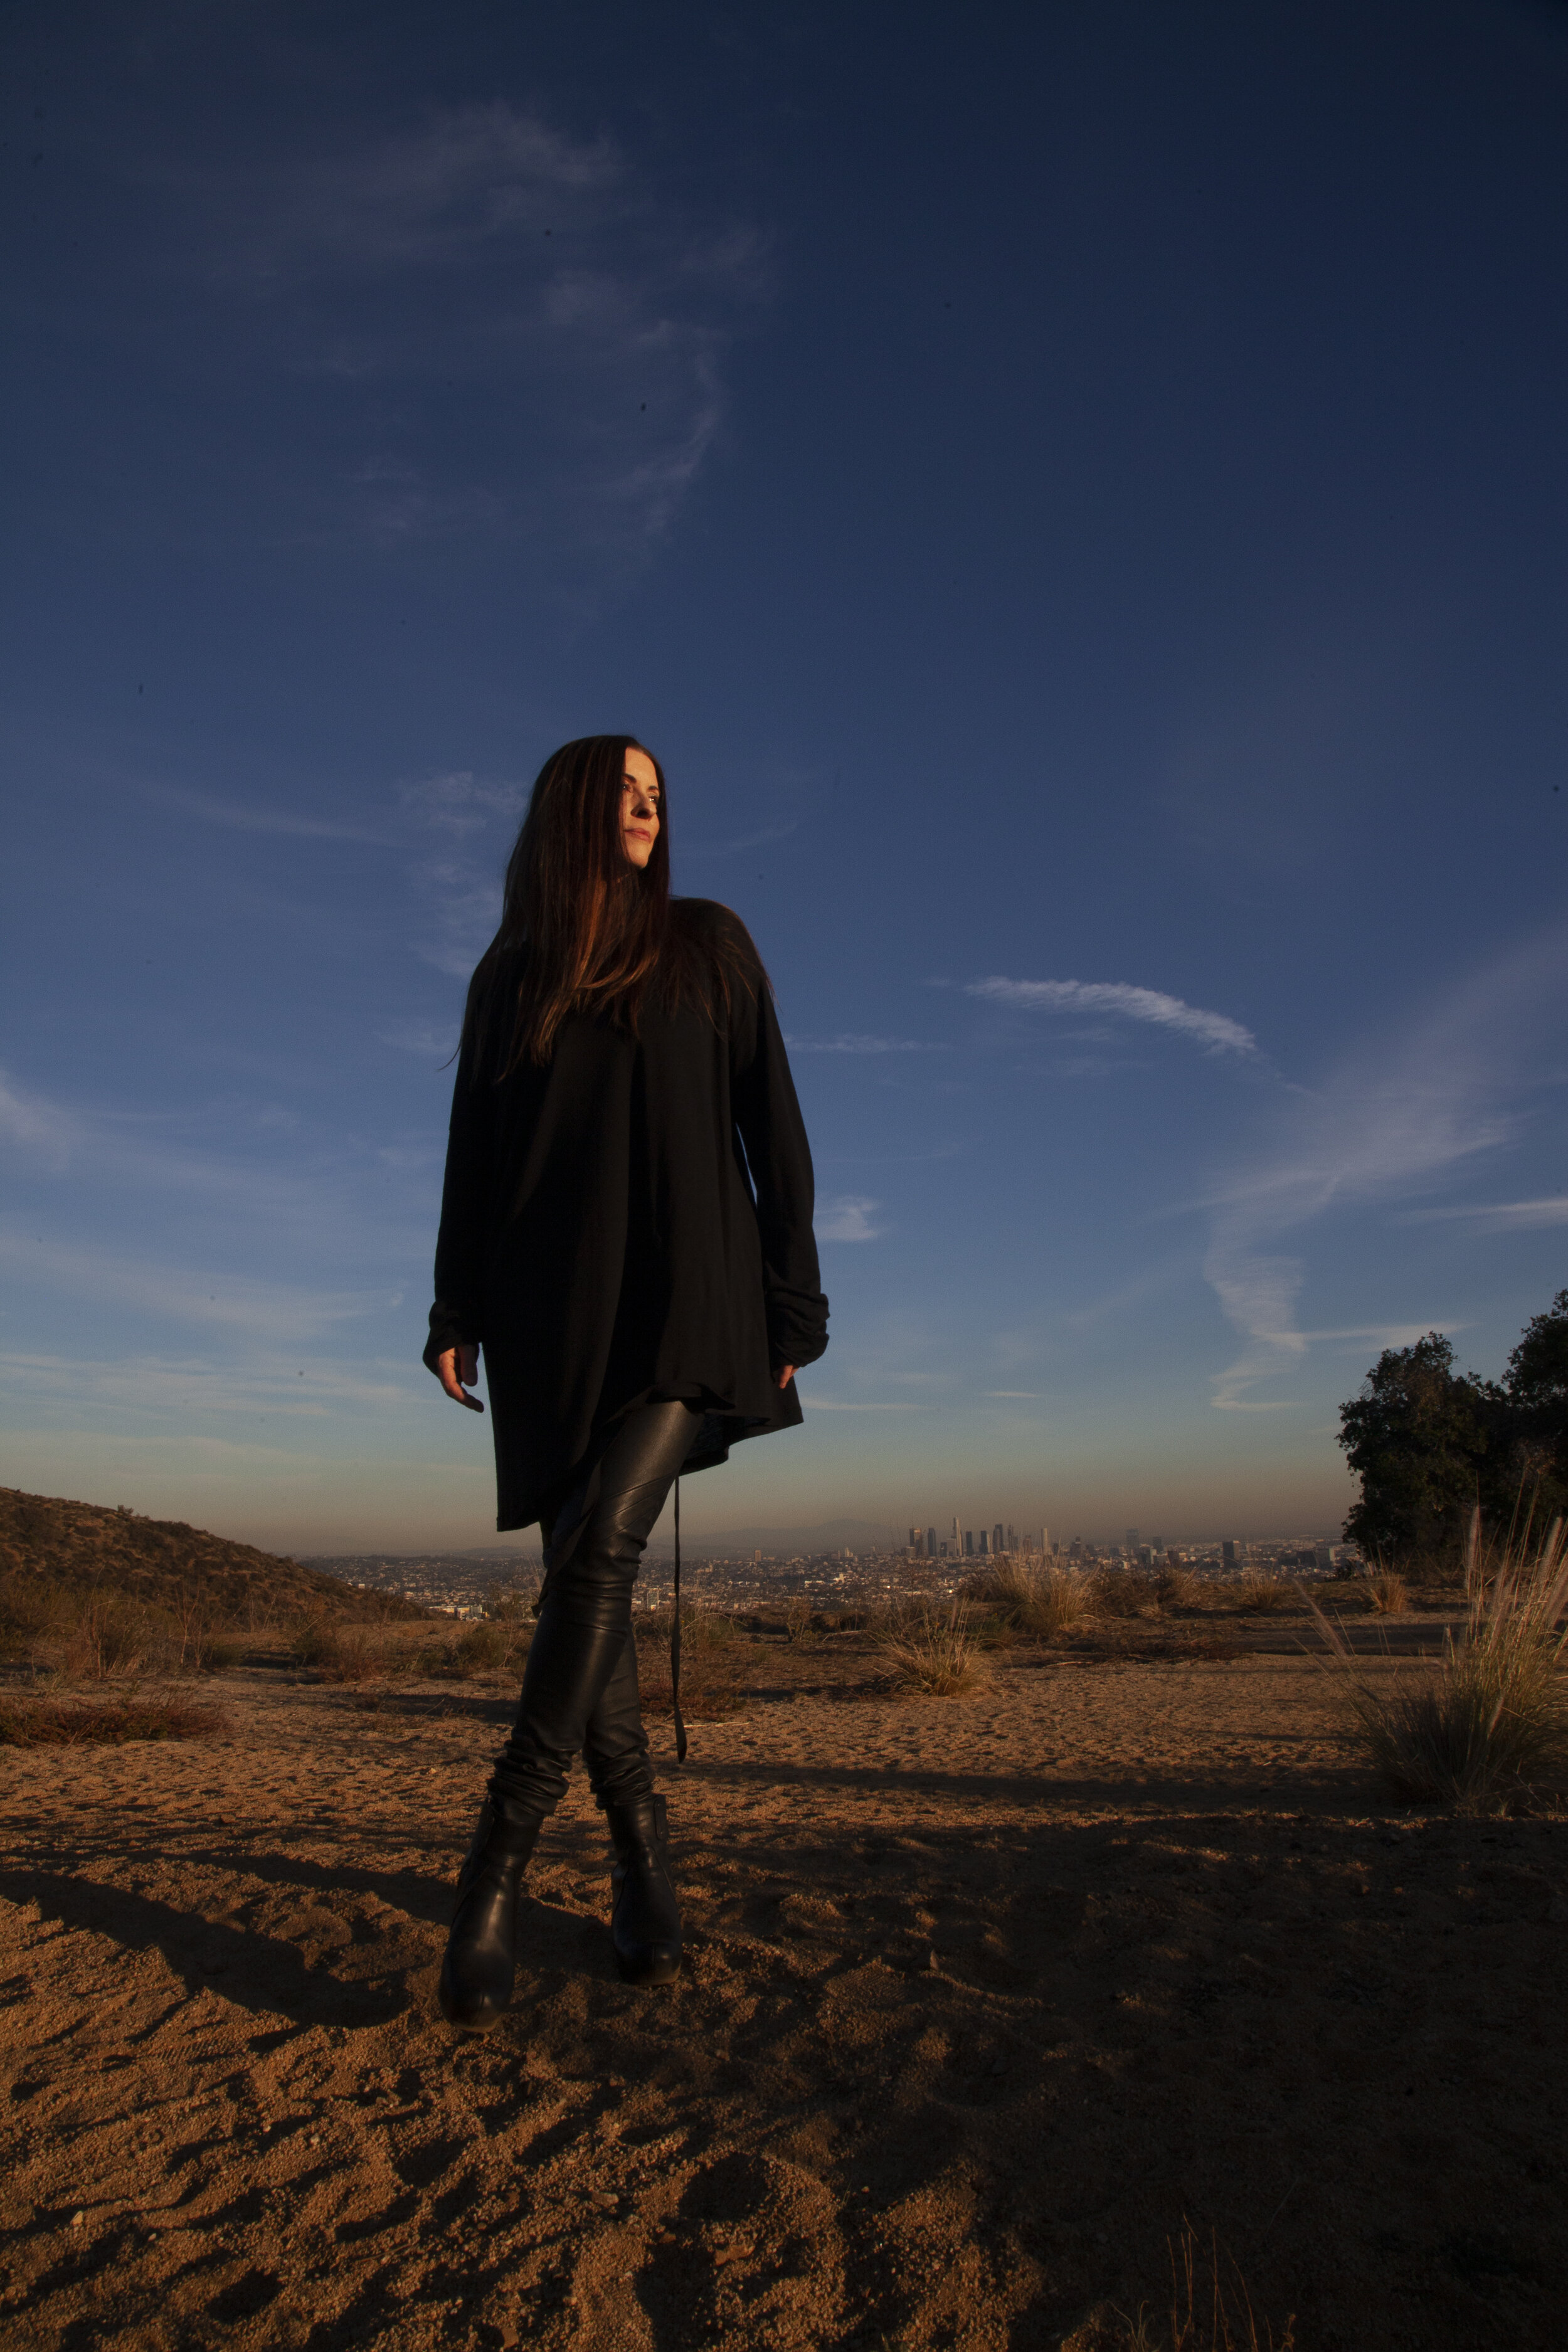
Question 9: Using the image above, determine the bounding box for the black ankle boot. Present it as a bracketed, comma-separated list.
[602, 1793, 682, 1986]
[437, 1796, 542, 2030]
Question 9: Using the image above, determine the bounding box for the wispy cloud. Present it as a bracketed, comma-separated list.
[0, 1072, 82, 1167]
[682, 818, 800, 860]
[816, 1195, 884, 1242]
[787, 1034, 949, 1056]
[0, 1069, 429, 1266]
[800, 1397, 917, 1411]
[1202, 923, 1568, 1407]
[378, 1018, 458, 1060]
[0, 1234, 392, 1343]
[144, 784, 388, 843]
[400, 773, 524, 837]
[1401, 1197, 1568, 1231]
[176, 103, 767, 569]
[967, 976, 1259, 1059]
[0, 1348, 413, 1421]
[982, 1390, 1041, 1399]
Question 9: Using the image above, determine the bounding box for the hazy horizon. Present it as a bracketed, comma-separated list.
[4, 2, 1566, 1558]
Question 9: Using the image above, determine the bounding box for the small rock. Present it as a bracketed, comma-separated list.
[69, 2212, 85, 2230]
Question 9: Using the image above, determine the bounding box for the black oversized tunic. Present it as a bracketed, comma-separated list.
[423, 900, 830, 1531]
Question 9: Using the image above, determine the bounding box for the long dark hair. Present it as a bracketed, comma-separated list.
[464, 734, 753, 1074]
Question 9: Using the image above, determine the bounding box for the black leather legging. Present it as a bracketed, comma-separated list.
[489, 1401, 699, 1817]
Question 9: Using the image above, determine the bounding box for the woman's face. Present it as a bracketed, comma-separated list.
[620, 748, 662, 869]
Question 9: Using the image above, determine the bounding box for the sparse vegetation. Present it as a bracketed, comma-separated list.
[1090, 1569, 1159, 1618]
[781, 1593, 818, 1645]
[877, 1600, 989, 1696]
[292, 1616, 391, 1683]
[1231, 1572, 1295, 1614]
[1155, 1564, 1200, 1610]
[635, 1605, 751, 1719]
[965, 1556, 1094, 1638]
[1312, 1507, 1568, 1813]
[1066, 2221, 1295, 2351]
[419, 1618, 531, 1678]
[1362, 1568, 1409, 1615]
[0, 1696, 226, 1746]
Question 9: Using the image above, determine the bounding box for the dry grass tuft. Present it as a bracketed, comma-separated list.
[1156, 1564, 1200, 1610]
[1066, 2220, 1295, 2351]
[1312, 1507, 1568, 1814]
[0, 1695, 226, 1747]
[1231, 1572, 1295, 1613]
[1, 1572, 245, 1680]
[634, 1606, 750, 1720]
[292, 1616, 391, 1683]
[878, 1600, 989, 1696]
[1362, 1568, 1409, 1615]
[781, 1594, 818, 1645]
[419, 1619, 531, 1679]
[1089, 1569, 1159, 1618]
[0, 1573, 73, 1657]
[963, 1557, 1093, 1638]
[57, 1593, 162, 1681]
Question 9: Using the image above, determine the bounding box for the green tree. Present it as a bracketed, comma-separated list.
[1338, 1333, 1494, 1565]
[1502, 1286, 1568, 1525]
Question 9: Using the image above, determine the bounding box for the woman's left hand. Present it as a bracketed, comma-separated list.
[776, 1364, 796, 1391]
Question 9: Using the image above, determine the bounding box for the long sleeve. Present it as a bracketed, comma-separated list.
[422, 1012, 498, 1375]
[729, 946, 830, 1372]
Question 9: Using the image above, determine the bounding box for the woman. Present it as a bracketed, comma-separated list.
[423, 734, 829, 2031]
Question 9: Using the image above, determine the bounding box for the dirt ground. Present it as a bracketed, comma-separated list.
[1, 1626, 1564, 2351]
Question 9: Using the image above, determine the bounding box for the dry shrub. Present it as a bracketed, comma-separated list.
[635, 1607, 750, 1720]
[60, 1593, 162, 1681]
[164, 1581, 244, 1671]
[968, 1558, 1095, 1638]
[1066, 2220, 1295, 2351]
[0, 1574, 73, 1658]
[1156, 1564, 1200, 1609]
[292, 1616, 389, 1683]
[482, 1583, 541, 1624]
[1311, 1508, 1568, 1814]
[1090, 1569, 1159, 1619]
[1362, 1568, 1409, 1616]
[1231, 1572, 1295, 1613]
[781, 1594, 817, 1645]
[0, 1697, 226, 1747]
[878, 1600, 988, 1696]
[421, 1618, 531, 1679]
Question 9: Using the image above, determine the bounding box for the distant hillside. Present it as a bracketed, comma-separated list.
[0, 1489, 427, 1622]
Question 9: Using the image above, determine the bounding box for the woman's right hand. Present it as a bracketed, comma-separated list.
[437, 1343, 485, 1412]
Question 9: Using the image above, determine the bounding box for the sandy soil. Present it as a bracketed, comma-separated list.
[1, 1632, 1564, 2351]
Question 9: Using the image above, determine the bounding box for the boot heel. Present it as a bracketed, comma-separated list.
[437, 1798, 541, 2030]
[603, 1793, 682, 1986]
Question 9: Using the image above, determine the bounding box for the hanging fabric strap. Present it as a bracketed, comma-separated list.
[670, 1475, 687, 1764]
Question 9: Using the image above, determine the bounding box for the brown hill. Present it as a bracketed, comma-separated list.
[0, 1488, 426, 1624]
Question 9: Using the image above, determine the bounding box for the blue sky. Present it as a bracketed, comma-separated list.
[3, 0, 1567, 1554]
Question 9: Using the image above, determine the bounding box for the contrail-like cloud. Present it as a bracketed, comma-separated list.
[966, 977, 1259, 1059]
